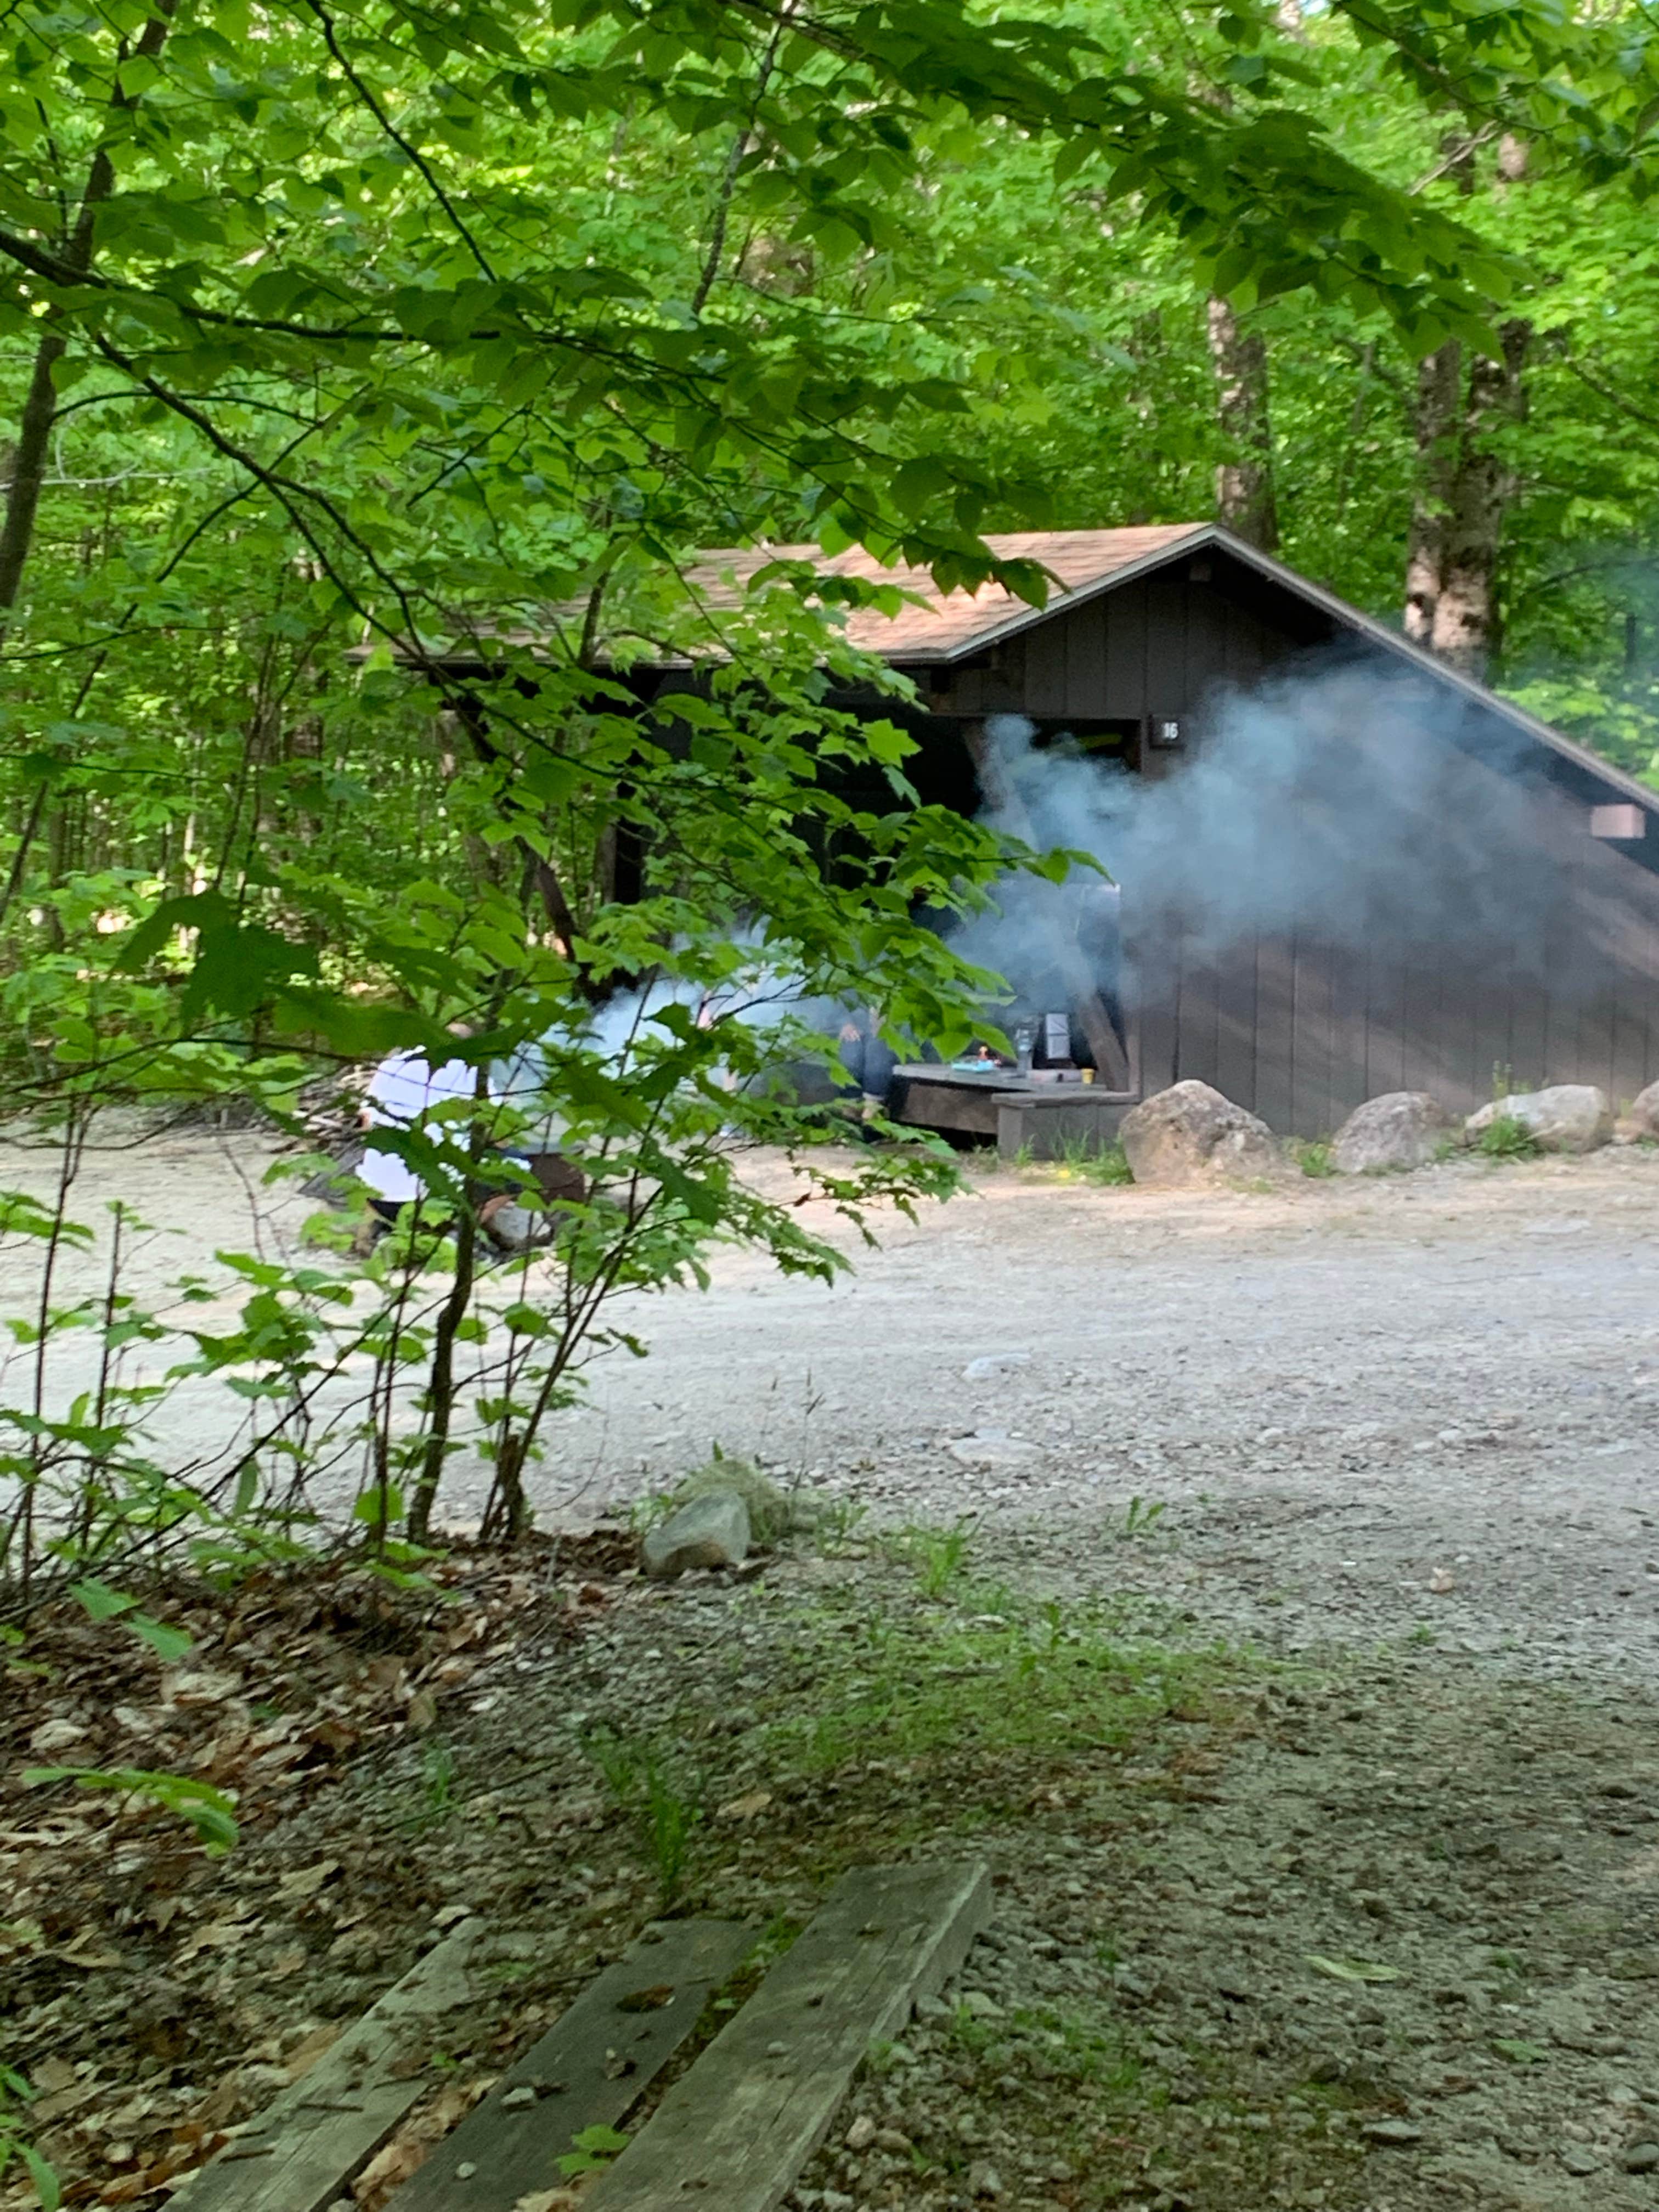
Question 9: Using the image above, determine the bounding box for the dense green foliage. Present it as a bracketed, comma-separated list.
[1, 0, 1656, 1577]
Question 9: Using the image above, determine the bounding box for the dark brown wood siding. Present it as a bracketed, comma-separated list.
[924, 545, 1659, 1135]
[1099, 560, 1659, 1131]
[1120, 769, 1659, 1132]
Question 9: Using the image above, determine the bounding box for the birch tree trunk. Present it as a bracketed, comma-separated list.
[1403, 340, 1463, 646]
[1428, 321, 1530, 674]
[1400, 136, 1530, 678]
[1206, 297, 1280, 552]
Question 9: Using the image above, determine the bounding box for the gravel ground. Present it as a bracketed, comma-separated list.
[561, 1140, 1659, 1689]
[335, 1538, 1659, 2212]
[10, 1517, 1659, 2212]
[8, 1133, 1659, 2212]
[4, 1126, 1658, 1683]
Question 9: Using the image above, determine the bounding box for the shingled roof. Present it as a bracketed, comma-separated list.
[687, 525, 1206, 663]
[682, 523, 1659, 827]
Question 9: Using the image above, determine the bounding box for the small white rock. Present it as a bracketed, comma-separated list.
[27, 1718, 88, 1757]
[962, 1352, 1032, 1381]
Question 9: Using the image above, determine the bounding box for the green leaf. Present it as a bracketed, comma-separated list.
[127, 1614, 195, 1663]
[20, 2142, 62, 2212]
[66, 1581, 193, 1662]
[21, 1768, 238, 1854]
[354, 1482, 405, 1527]
[557, 2123, 629, 2176]
[69, 1577, 138, 1623]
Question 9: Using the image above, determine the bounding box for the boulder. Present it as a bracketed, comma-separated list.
[1118, 1080, 1282, 1187]
[1330, 1092, 1460, 1175]
[1620, 1079, 1659, 1142]
[641, 1489, 751, 1578]
[1464, 1085, 1613, 1154]
[670, 1458, 810, 1543]
[481, 1202, 550, 1251]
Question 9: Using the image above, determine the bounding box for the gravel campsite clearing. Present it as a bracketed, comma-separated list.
[6, 1132, 1659, 2212]
[9, 1123, 1658, 1678]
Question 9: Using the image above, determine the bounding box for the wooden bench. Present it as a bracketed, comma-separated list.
[170, 1862, 990, 2212]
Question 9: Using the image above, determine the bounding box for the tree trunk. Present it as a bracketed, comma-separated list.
[1401, 134, 1531, 679]
[1205, 302, 1279, 552]
[407, 1204, 477, 1543]
[1403, 323, 1531, 679]
[1403, 340, 1463, 646]
[0, 13, 173, 646]
[1429, 321, 1530, 674]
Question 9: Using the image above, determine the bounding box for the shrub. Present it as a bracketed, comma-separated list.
[1476, 1113, 1538, 1161]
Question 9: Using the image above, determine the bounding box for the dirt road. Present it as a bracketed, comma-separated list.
[565, 1146, 1659, 1685]
[3, 1127, 1657, 1678]
[9, 1131, 1659, 2212]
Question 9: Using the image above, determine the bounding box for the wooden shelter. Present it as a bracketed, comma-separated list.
[684, 524, 1659, 1148]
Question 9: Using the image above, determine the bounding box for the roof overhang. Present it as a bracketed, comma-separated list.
[912, 520, 1659, 828]
[1189, 526, 1659, 824]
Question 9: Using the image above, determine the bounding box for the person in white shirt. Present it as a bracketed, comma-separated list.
[358, 1045, 481, 1230]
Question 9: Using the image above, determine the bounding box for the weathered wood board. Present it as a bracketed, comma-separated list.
[582, 1860, 991, 2212]
[383, 1918, 753, 2212]
[995, 1093, 1132, 1160]
[168, 1917, 498, 2212]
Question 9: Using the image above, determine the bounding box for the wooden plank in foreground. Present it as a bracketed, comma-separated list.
[385, 1918, 753, 2212]
[168, 1918, 496, 2212]
[583, 1861, 991, 2212]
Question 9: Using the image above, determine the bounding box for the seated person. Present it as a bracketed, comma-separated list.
[836, 1008, 900, 1113]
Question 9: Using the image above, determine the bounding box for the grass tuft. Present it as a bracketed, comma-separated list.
[1475, 1112, 1539, 1161]
[582, 1728, 704, 1901]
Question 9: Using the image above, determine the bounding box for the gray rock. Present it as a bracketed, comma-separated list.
[1622, 1079, 1659, 1141]
[967, 2162, 1005, 2199]
[1331, 1092, 1460, 1175]
[948, 1431, 1037, 1468]
[1465, 1085, 1613, 1154]
[1119, 1080, 1283, 1188]
[1626, 2144, 1659, 2174]
[482, 1202, 546, 1251]
[1362, 2119, 1423, 2146]
[963, 1352, 1032, 1381]
[1560, 2146, 1600, 2176]
[641, 1489, 751, 1578]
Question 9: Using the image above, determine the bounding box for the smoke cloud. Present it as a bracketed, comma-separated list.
[953, 661, 1630, 1008]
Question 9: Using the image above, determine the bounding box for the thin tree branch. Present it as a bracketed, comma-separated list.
[691, 7, 792, 315]
[296, 0, 498, 282]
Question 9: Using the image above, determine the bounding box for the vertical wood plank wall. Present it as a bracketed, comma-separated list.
[1022, 564, 1659, 1134]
